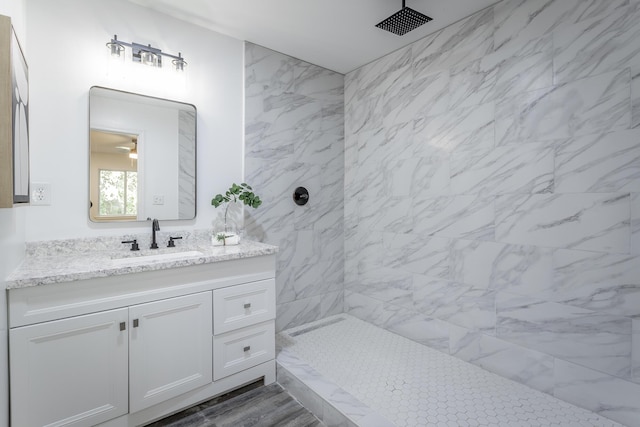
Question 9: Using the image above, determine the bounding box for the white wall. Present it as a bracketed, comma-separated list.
[25, 0, 245, 241]
[0, 1, 27, 425]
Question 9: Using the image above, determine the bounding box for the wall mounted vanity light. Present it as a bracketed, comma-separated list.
[106, 34, 187, 71]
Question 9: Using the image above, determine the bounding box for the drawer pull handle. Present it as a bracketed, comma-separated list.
[133, 319, 139, 328]
[119, 322, 126, 331]
[243, 303, 251, 309]
[243, 346, 251, 352]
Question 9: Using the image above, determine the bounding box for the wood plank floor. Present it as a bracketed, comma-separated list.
[144, 382, 325, 427]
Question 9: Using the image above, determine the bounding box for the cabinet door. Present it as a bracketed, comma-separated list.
[10, 308, 129, 427]
[129, 291, 212, 413]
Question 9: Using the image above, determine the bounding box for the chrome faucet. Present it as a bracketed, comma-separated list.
[150, 218, 160, 249]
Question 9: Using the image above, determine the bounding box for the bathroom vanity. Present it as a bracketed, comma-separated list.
[5, 238, 277, 427]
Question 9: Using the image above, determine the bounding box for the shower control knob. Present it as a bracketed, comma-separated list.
[293, 187, 309, 206]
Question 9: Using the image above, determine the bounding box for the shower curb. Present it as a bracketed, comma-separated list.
[276, 346, 396, 427]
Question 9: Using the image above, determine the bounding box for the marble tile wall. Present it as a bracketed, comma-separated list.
[178, 110, 196, 219]
[244, 43, 344, 331]
[344, 0, 640, 425]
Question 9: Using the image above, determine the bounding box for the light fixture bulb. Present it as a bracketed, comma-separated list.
[172, 52, 187, 72]
[106, 34, 125, 57]
[141, 47, 159, 67]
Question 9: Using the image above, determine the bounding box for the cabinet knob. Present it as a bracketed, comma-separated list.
[243, 303, 251, 309]
[119, 322, 126, 331]
[243, 345, 251, 352]
[133, 319, 139, 328]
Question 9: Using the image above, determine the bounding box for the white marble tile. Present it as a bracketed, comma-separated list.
[245, 43, 296, 96]
[495, 193, 630, 253]
[382, 154, 450, 198]
[178, 110, 196, 219]
[553, 3, 640, 84]
[321, 291, 344, 320]
[495, 69, 631, 145]
[633, 319, 640, 383]
[276, 343, 396, 427]
[356, 122, 417, 171]
[263, 93, 324, 134]
[295, 130, 344, 166]
[450, 143, 554, 195]
[244, 195, 295, 237]
[552, 249, 640, 317]
[412, 8, 494, 76]
[448, 57, 498, 110]
[496, 292, 632, 378]
[344, 290, 386, 327]
[289, 261, 343, 300]
[316, 226, 344, 265]
[413, 102, 495, 155]
[244, 155, 300, 202]
[293, 62, 344, 102]
[276, 364, 325, 418]
[413, 277, 496, 333]
[555, 130, 640, 193]
[380, 69, 413, 127]
[345, 226, 383, 263]
[344, 94, 383, 137]
[449, 326, 555, 393]
[486, 34, 554, 100]
[383, 306, 451, 353]
[554, 359, 640, 427]
[412, 195, 495, 241]
[494, 0, 630, 51]
[321, 100, 344, 135]
[352, 45, 412, 98]
[632, 193, 640, 255]
[633, 75, 640, 129]
[293, 191, 342, 233]
[358, 195, 413, 234]
[276, 297, 323, 332]
[392, 71, 450, 123]
[383, 233, 451, 277]
[244, 123, 296, 160]
[449, 239, 553, 292]
[352, 266, 413, 308]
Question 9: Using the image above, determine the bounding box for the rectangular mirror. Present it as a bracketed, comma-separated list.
[89, 86, 196, 222]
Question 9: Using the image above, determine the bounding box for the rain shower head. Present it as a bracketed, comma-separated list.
[375, 0, 432, 36]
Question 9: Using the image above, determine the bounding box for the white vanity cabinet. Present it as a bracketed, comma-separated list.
[9, 308, 130, 427]
[129, 292, 213, 413]
[7, 254, 276, 427]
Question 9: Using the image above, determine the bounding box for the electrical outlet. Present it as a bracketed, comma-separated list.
[152, 195, 164, 205]
[31, 183, 52, 205]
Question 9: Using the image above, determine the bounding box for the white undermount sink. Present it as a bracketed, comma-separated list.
[110, 250, 204, 266]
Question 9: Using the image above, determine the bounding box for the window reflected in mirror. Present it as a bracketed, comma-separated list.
[90, 130, 139, 221]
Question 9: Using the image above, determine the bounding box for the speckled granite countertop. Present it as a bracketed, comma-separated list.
[6, 230, 278, 290]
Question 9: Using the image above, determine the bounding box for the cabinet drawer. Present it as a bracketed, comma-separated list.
[213, 321, 275, 380]
[213, 279, 275, 334]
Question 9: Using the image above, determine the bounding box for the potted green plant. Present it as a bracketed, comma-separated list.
[211, 183, 262, 245]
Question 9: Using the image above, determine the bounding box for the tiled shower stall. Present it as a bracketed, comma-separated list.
[246, 0, 640, 425]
